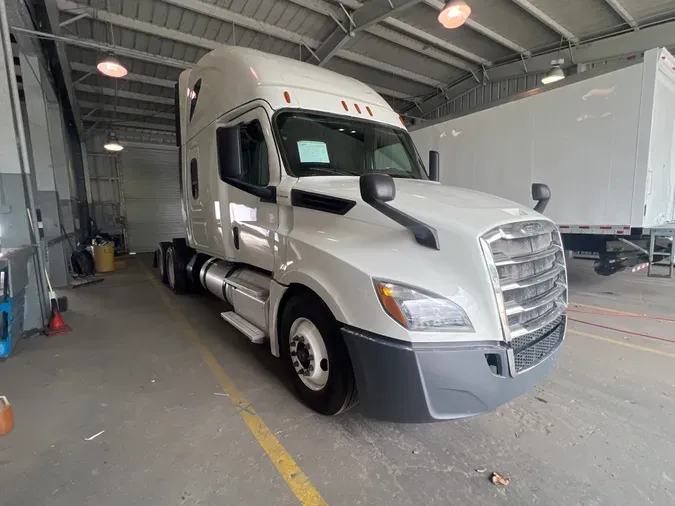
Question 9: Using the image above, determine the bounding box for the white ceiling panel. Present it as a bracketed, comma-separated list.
[345, 32, 465, 85]
[618, 0, 675, 23]
[525, 0, 623, 37]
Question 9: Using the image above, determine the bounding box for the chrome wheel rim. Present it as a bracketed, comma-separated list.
[289, 318, 329, 391]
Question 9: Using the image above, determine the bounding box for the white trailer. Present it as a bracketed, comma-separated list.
[153, 46, 569, 422]
[411, 48, 675, 276]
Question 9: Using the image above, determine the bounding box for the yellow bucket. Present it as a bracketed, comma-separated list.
[94, 244, 115, 273]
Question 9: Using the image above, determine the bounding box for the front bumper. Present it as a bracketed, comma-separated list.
[342, 317, 564, 423]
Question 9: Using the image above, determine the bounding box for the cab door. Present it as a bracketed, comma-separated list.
[219, 107, 281, 272]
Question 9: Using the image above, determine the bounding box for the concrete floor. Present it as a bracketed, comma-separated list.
[1, 256, 675, 505]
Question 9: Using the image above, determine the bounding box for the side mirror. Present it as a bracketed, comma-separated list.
[360, 173, 396, 203]
[532, 183, 551, 213]
[216, 126, 242, 180]
[428, 150, 440, 182]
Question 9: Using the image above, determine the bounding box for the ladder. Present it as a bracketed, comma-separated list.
[647, 226, 675, 278]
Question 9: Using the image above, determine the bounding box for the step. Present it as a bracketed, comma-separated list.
[220, 311, 266, 344]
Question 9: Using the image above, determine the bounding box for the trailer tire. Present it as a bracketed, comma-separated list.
[157, 242, 171, 284]
[165, 245, 187, 295]
[280, 292, 358, 416]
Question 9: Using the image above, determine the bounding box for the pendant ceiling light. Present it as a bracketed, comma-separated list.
[541, 64, 565, 84]
[103, 133, 123, 152]
[97, 55, 127, 78]
[542, 36, 567, 85]
[438, 1, 471, 29]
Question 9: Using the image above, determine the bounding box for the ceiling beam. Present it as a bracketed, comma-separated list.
[408, 19, 675, 118]
[294, 0, 488, 64]
[603, 0, 638, 30]
[84, 116, 175, 132]
[511, 0, 578, 43]
[74, 84, 174, 104]
[79, 101, 175, 119]
[384, 17, 488, 64]
[367, 24, 473, 70]
[70, 62, 179, 87]
[312, 0, 423, 66]
[58, 0, 442, 88]
[423, 0, 529, 55]
[338, 51, 443, 87]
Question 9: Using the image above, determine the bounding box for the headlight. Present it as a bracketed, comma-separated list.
[374, 280, 473, 332]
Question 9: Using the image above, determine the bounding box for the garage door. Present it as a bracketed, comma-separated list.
[120, 146, 184, 253]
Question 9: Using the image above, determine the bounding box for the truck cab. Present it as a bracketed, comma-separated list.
[158, 46, 568, 422]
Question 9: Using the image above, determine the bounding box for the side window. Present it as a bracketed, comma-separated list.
[240, 120, 269, 187]
[190, 158, 199, 199]
[189, 79, 202, 122]
[374, 142, 413, 173]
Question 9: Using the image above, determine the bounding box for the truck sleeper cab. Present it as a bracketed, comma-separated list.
[156, 46, 568, 422]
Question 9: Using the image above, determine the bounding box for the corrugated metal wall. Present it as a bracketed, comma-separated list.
[119, 146, 183, 252]
[426, 72, 547, 121]
[86, 134, 124, 246]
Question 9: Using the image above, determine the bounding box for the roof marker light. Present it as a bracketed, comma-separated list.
[284, 91, 291, 103]
[341, 100, 348, 111]
[354, 103, 361, 114]
[366, 106, 373, 116]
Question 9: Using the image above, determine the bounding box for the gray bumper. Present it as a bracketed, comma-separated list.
[342, 322, 563, 423]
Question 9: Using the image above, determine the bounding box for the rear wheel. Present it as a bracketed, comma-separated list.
[157, 242, 170, 284]
[280, 292, 358, 415]
[165, 245, 187, 294]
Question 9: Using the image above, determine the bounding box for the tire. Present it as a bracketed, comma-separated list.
[165, 245, 187, 294]
[157, 242, 171, 284]
[280, 292, 358, 416]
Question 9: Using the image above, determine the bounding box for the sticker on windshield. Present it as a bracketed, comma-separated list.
[297, 141, 330, 164]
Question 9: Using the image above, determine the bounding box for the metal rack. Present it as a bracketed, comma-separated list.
[647, 225, 675, 278]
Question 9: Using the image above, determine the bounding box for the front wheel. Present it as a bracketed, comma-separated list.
[280, 293, 358, 416]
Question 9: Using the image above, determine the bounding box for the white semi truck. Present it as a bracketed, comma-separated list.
[411, 47, 675, 276]
[155, 46, 568, 422]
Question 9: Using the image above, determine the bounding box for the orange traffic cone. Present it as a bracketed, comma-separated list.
[46, 299, 71, 336]
[0, 396, 14, 436]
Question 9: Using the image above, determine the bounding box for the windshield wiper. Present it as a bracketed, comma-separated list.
[305, 167, 361, 177]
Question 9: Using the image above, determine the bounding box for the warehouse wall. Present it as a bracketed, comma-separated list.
[0, 0, 87, 341]
[86, 131, 182, 253]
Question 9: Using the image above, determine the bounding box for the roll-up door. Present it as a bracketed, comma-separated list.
[120, 146, 183, 252]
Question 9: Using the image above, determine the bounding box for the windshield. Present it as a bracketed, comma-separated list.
[275, 111, 427, 179]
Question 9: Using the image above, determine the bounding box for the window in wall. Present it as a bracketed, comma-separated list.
[190, 158, 199, 199]
[240, 120, 269, 187]
[189, 79, 202, 121]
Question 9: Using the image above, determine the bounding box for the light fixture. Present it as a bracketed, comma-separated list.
[97, 55, 127, 78]
[438, 1, 471, 29]
[104, 134, 123, 152]
[542, 64, 565, 84]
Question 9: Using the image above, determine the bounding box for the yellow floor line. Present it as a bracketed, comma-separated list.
[141, 262, 327, 506]
[569, 329, 675, 359]
[569, 302, 643, 316]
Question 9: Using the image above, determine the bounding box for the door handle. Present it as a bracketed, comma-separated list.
[233, 226, 240, 250]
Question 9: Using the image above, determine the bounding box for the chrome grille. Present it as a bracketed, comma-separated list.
[481, 220, 568, 375]
[513, 315, 566, 373]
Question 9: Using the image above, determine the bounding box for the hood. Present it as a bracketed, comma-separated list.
[291, 176, 545, 237]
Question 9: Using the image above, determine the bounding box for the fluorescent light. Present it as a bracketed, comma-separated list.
[438, 1, 471, 29]
[542, 65, 565, 84]
[97, 55, 128, 78]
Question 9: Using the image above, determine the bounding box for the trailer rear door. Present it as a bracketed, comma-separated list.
[643, 50, 675, 227]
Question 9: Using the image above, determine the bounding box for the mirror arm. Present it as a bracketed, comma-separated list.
[223, 177, 277, 203]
